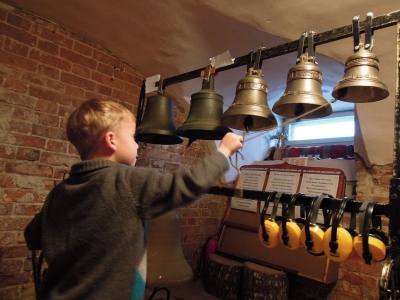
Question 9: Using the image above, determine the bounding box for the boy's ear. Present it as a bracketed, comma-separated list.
[103, 131, 117, 151]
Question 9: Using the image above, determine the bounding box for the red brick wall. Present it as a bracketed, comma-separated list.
[0, 6, 228, 300]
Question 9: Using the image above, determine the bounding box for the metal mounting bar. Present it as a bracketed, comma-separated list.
[207, 186, 388, 216]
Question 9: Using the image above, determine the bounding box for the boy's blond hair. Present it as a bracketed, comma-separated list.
[67, 98, 136, 160]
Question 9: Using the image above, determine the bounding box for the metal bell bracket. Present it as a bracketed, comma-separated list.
[296, 31, 317, 64]
[200, 64, 216, 89]
[250, 47, 264, 76]
[352, 12, 374, 52]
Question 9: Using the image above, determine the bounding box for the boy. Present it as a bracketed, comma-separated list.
[24, 98, 243, 300]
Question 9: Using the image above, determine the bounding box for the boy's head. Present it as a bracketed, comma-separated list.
[67, 98, 136, 160]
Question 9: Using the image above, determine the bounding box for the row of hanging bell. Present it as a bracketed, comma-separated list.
[272, 31, 332, 119]
[331, 13, 389, 103]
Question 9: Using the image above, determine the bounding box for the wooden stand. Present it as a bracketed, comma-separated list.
[204, 253, 243, 300]
[242, 262, 288, 300]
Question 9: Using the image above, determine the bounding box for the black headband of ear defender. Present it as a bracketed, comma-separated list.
[281, 193, 303, 246]
[305, 194, 327, 251]
[329, 197, 350, 254]
[359, 200, 376, 265]
[260, 191, 278, 241]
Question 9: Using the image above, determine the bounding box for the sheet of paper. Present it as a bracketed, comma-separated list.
[299, 173, 339, 196]
[265, 171, 301, 194]
[231, 169, 266, 212]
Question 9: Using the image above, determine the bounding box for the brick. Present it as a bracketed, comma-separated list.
[0, 232, 18, 247]
[4, 133, 46, 148]
[58, 105, 75, 118]
[112, 89, 135, 103]
[45, 139, 68, 153]
[5, 162, 53, 177]
[0, 246, 29, 259]
[124, 82, 139, 96]
[22, 72, 65, 93]
[74, 41, 93, 56]
[9, 119, 32, 134]
[29, 49, 71, 72]
[38, 64, 59, 80]
[40, 151, 78, 167]
[32, 124, 67, 140]
[15, 148, 40, 161]
[0, 49, 37, 72]
[4, 37, 29, 57]
[97, 62, 113, 76]
[12, 106, 39, 123]
[96, 84, 112, 96]
[0, 173, 15, 188]
[31, 86, 71, 107]
[0, 7, 6, 21]
[0, 144, 15, 159]
[13, 204, 43, 216]
[38, 113, 59, 127]
[0, 217, 30, 231]
[93, 49, 120, 67]
[60, 48, 97, 70]
[71, 64, 91, 78]
[4, 77, 29, 93]
[60, 72, 96, 91]
[0, 23, 36, 47]
[0, 271, 31, 287]
[6, 13, 31, 31]
[37, 39, 59, 55]
[31, 24, 73, 49]
[91, 71, 124, 90]
[114, 69, 142, 86]
[0, 203, 13, 215]
[65, 84, 84, 98]
[3, 188, 34, 203]
[0, 64, 22, 78]
[0, 285, 24, 300]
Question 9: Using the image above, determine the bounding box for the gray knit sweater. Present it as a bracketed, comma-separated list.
[24, 151, 229, 300]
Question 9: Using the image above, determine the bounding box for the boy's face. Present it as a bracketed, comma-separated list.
[113, 118, 139, 166]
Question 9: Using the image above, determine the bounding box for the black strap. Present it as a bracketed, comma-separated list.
[305, 194, 326, 251]
[329, 197, 350, 253]
[281, 193, 302, 245]
[359, 200, 376, 265]
[260, 192, 278, 241]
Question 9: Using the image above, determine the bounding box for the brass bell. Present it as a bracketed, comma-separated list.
[221, 48, 277, 132]
[272, 31, 332, 119]
[332, 14, 389, 103]
[175, 67, 231, 145]
[147, 210, 193, 287]
[135, 80, 183, 145]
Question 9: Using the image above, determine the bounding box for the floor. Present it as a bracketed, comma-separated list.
[144, 279, 220, 300]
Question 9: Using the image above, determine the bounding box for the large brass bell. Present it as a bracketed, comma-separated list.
[221, 48, 277, 132]
[175, 67, 231, 145]
[272, 31, 332, 119]
[135, 80, 183, 145]
[332, 14, 389, 103]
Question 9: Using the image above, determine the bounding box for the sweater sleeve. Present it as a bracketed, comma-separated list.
[131, 150, 229, 218]
[24, 212, 43, 250]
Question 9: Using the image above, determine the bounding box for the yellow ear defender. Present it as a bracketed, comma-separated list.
[258, 191, 282, 249]
[323, 197, 354, 262]
[279, 193, 303, 250]
[353, 200, 388, 263]
[301, 194, 328, 256]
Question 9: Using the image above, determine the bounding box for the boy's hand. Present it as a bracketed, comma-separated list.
[217, 132, 243, 158]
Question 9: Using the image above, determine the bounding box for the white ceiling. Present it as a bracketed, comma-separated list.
[1, 0, 399, 178]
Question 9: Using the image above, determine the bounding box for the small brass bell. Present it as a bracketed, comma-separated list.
[135, 80, 183, 145]
[175, 66, 231, 145]
[272, 31, 332, 119]
[332, 14, 389, 103]
[221, 48, 277, 132]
